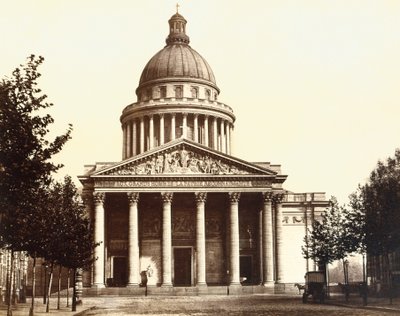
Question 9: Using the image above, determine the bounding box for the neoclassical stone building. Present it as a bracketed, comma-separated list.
[79, 11, 329, 293]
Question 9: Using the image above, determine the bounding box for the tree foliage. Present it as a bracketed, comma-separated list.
[0, 55, 72, 252]
[355, 149, 400, 257]
[302, 197, 358, 266]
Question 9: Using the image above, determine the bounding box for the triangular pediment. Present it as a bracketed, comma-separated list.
[92, 139, 277, 177]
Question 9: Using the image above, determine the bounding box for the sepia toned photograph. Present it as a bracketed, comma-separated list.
[1, 1, 399, 315]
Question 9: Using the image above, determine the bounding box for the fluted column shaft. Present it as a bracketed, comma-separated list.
[274, 193, 284, 283]
[122, 124, 127, 159]
[228, 192, 241, 285]
[226, 123, 231, 154]
[195, 192, 207, 285]
[194, 114, 199, 143]
[140, 117, 145, 154]
[182, 113, 188, 138]
[149, 115, 154, 149]
[171, 114, 176, 140]
[126, 122, 132, 158]
[159, 114, 165, 145]
[213, 117, 218, 150]
[262, 192, 274, 285]
[127, 193, 140, 286]
[93, 192, 105, 288]
[229, 125, 233, 155]
[161, 192, 173, 286]
[132, 120, 137, 156]
[204, 116, 209, 146]
[220, 120, 226, 154]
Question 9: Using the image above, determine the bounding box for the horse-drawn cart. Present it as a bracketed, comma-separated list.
[302, 271, 326, 303]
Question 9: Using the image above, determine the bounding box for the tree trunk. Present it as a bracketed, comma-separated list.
[57, 266, 62, 310]
[385, 253, 393, 304]
[7, 250, 14, 316]
[66, 269, 70, 307]
[29, 256, 37, 316]
[45, 263, 54, 313]
[71, 269, 77, 312]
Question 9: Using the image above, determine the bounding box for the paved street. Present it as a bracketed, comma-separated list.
[3, 295, 399, 316]
[77, 295, 397, 316]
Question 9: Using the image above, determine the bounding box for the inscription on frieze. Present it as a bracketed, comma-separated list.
[96, 180, 271, 188]
[105, 148, 251, 176]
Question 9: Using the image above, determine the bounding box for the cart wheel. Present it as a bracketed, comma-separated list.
[302, 293, 307, 304]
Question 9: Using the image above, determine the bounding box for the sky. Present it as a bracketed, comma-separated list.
[1, 0, 400, 204]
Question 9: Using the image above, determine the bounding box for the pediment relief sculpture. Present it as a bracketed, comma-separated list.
[105, 148, 251, 175]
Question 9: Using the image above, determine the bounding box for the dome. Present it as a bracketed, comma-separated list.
[138, 45, 217, 87]
[137, 11, 218, 92]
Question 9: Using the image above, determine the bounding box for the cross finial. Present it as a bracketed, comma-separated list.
[176, 3, 180, 13]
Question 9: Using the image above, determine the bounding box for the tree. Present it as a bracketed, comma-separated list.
[353, 149, 400, 301]
[0, 55, 72, 316]
[37, 176, 98, 312]
[303, 197, 349, 267]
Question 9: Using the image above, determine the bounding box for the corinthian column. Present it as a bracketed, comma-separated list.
[213, 117, 218, 150]
[127, 192, 140, 287]
[274, 193, 285, 283]
[161, 192, 173, 287]
[204, 115, 209, 146]
[171, 114, 176, 140]
[149, 115, 154, 149]
[193, 114, 199, 143]
[195, 192, 207, 286]
[132, 120, 137, 156]
[159, 114, 165, 145]
[220, 120, 225, 154]
[262, 192, 274, 285]
[93, 192, 105, 288]
[228, 192, 241, 285]
[182, 113, 188, 139]
[126, 122, 132, 158]
[140, 117, 145, 154]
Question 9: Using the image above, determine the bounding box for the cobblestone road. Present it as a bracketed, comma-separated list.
[78, 295, 398, 316]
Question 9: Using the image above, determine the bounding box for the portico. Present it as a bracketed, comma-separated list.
[80, 139, 287, 288]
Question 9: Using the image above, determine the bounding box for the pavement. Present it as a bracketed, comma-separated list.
[0, 294, 399, 315]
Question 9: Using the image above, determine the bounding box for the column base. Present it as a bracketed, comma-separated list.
[263, 281, 274, 287]
[161, 283, 173, 287]
[126, 283, 139, 288]
[196, 282, 207, 287]
[91, 283, 105, 289]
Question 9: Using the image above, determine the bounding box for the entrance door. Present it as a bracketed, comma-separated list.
[240, 256, 252, 284]
[174, 248, 192, 286]
[113, 257, 127, 287]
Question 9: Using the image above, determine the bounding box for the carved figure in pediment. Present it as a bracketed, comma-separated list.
[164, 152, 172, 173]
[188, 155, 200, 172]
[155, 155, 164, 173]
[180, 149, 189, 168]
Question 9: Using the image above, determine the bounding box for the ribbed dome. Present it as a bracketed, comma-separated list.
[139, 44, 216, 86]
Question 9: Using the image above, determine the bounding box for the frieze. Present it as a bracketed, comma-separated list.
[282, 216, 306, 225]
[96, 180, 271, 188]
[104, 148, 251, 176]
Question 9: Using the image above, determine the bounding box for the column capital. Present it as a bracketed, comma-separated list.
[159, 113, 164, 118]
[228, 192, 241, 203]
[273, 192, 285, 204]
[161, 192, 173, 203]
[127, 192, 140, 204]
[262, 191, 273, 202]
[194, 192, 207, 204]
[93, 192, 105, 205]
[193, 113, 199, 118]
